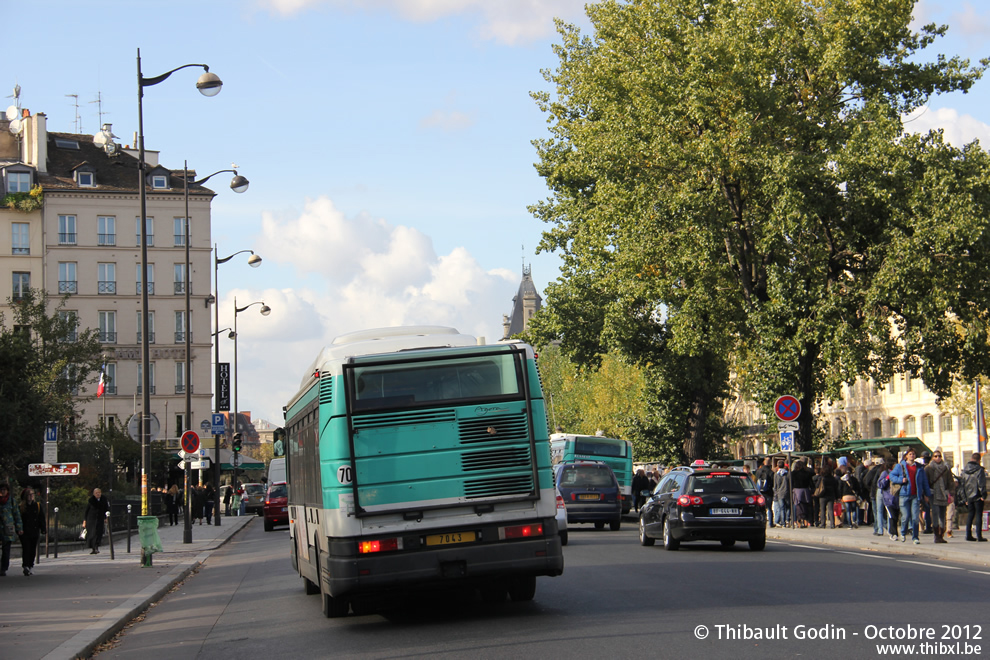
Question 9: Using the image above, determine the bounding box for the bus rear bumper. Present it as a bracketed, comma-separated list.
[323, 525, 564, 598]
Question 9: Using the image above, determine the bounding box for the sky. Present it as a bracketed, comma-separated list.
[7, 0, 990, 427]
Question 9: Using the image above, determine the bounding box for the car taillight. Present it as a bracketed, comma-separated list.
[499, 523, 544, 540]
[677, 495, 703, 507]
[358, 537, 401, 554]
[556, 495, 566, 509]
[746, 495, 766, 506]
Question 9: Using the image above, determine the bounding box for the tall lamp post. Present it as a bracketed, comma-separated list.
[213, 250, 261, 525]
[232, 298, 271, 466]
[182, 166, 248, 534]
[136, 48, 222, 522]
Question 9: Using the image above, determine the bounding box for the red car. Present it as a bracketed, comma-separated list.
[263, 482, 289, 531]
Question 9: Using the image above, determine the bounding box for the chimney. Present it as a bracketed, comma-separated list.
[23, 111, 48, 173]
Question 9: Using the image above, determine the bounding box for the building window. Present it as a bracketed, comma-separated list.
[103, 363, 117, 396]
[137, 311, 156, 344]
[175, 310, 188, 343]
[98, 263, 116, 294]
[98, 216, 116, 246]
[137, 362, 156, 395]
[850, 420, 858, 436]
[888, 379, 895, 394]
[889, 418, 899, 436]
[98, 310, 117, 343]
[98, 414, 118, 428]
[136, 263, 154, 295]
[174, 217, 188, 246]
[57, 310, 78, 342]
[12, 272, 30, 301]
[77, 171, 95, 187]
[7, 171, 31, 193]
[872, 418, 883, 438]
[940, 415, 953, 432]
[58, 262, 77, 294]
[175, 361, 186, 394]
[136, 217, 154, 247]
[905, 416, 917, 435]
[58, 215, 77, 245]
[922, 414, 934, 434]
[905, 376, 913, 393]
[960, 414, 973, 431]
[12, 222, 29, 255]
[175, 414, 186, 433]
[151, 174, 168, 189]
[174, 263, 187, 294]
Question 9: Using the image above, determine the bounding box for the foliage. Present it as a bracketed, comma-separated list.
[0, 289, 103, 477]
[531, 0, 990, 451]
[1, 185, 43, 212]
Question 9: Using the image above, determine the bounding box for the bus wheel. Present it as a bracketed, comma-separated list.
[507, 575, 536, 602]
[304, 577, 320, 595]
[594, 522, 605, 530]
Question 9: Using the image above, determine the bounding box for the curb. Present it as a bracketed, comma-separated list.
[766, 527, 990, 567]
[41, 517, 253, 660]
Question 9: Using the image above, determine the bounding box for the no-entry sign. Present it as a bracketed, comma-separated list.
[180, 430, 201, 454]
[774, 395, 801, 422]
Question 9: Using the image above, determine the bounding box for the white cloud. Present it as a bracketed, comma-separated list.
[239, 196, 519, 420]
[903, 106, 990, 148]
[953, 3, 990, 38]
[258, 0, 589, 44]
[419, 109, 475, 132]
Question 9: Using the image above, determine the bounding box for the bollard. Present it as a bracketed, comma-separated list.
[127, 505, 132, 554]
[106, 511, 115, 560]
[53, 507, 59, 558]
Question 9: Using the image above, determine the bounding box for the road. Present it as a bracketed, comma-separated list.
[96, 520, 989, 659]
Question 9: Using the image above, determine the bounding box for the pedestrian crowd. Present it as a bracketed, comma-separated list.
[753, 449, 987, 545]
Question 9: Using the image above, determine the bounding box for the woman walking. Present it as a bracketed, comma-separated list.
[83, 488, 110, 554]
[19, 487, 45, 575]
[817, 464, 839, 529]
[165, 485, 180, 526]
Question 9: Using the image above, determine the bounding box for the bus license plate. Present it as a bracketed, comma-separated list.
[710, 508, 741, 515]
[425, 531, 477, 547]
[578, 494, 601, 501]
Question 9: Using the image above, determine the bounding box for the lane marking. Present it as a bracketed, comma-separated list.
[897, 559, 963, 570]
[836, 550, 887, 559]
[968, 570, 990, 576]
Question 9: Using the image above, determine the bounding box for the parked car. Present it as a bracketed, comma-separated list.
[639, 466, 767, 551]
[264, 482, 289, 531]
[555, 487, 568, 546]
[555, 461, 622, 531]
[241, 482, 266, 516]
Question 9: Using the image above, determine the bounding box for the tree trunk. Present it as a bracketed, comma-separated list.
[796, 341, 820, 452]
[683, 388, 708, 462]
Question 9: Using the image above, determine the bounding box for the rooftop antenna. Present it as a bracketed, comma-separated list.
[66, 93, 81, 133]
[89, 90, 107, 128]
[6, 84, 23, 136]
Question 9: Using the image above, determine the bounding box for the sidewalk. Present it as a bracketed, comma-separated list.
[766, 521, 990, 566]
[1, 513, 255, 660]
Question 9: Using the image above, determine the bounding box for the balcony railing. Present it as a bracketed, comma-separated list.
[98, 234, 116, 246]
[58, 233, 77, 245]
[12, 247, 29, 255]
[58, 280, 78, 294]
[136, 235, 155, 247]
[175, 331, 192, 343]
[104, 385, 117, 396]
[174, 282, 189, 295]
[99, 331, 117, 343]
[136, 282, 155, 295]
[136, 385, 156, 395]
[174, 234, 186, 246]
[98, 281, 116, 295]
[136, 332, 156, 344]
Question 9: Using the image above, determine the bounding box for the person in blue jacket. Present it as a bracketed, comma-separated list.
[888, 448, 931, 544]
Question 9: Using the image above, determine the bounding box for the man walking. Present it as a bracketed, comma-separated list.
[960, 453, 987, 542]
[755, 458, 775, 527]
[925, 449, 954, 544]
[889, 449, 931, 545]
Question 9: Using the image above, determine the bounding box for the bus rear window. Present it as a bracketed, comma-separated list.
[574, 440, 626, 458]
[350, 353, 522, 412]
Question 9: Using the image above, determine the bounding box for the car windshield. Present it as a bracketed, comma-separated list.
[686, 473, 756, 494]
[559, 466, 614, 488]
[245, 484, 265, 495]
[268, 484, 287, 499]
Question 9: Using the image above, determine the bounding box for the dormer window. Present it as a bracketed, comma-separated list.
[74, 165, 97, 188]
[151, 174, 168, 189]
[4, 168, 33, 193]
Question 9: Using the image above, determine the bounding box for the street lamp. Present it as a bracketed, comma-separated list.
[213, 250, 261, 525]
[181, 165, 248, 532]
[136, 48, 221, 522]
[232, 297, 271, 459]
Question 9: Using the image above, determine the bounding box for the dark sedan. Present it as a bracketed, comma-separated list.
[639, 466, 767, 550]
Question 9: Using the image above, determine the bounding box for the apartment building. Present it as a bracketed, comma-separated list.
[1, 110, 215, 437]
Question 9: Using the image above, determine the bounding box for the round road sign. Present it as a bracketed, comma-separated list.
[774, 395, 802, 422]
[180, 430, 201, 454]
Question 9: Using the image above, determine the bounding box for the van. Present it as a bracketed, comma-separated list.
[268, 457, 286, 487]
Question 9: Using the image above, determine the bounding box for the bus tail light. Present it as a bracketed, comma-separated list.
[499, 523, 544, 540]
[358, 537, 401, 554]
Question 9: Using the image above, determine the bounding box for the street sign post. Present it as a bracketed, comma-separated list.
[774, 395, 802, 422]
[43, 442, 58, 464]
[777, 421, 799, 433]
[211, 413, 226, 435]
[180, 430, 200, 455]
[127, 413, 161, 443]
[28, 463, 80, 477]
[200, 419, 211, 433]
[780, 431, 795, 452]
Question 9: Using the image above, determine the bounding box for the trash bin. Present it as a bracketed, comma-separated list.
[137, 516, 163, 566]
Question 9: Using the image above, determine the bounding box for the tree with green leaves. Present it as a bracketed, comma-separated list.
[532, 0, 990, 451]
[0, 289, 103, 476]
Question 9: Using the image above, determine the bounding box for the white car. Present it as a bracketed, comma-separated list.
[555, 488, 568, 546]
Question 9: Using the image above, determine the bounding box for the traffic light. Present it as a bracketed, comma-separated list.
[232, 433, 242, 453]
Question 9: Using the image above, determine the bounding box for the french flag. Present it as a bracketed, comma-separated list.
[978, 381, 987, 454]
[96, 363, 108, 398]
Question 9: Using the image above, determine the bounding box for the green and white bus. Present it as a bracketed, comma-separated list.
[550, 433, 634, 514]
[285, 326, 564, 617]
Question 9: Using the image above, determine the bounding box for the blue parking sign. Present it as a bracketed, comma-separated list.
[44, 422, 58, 443]
[211, 413, 226, 435]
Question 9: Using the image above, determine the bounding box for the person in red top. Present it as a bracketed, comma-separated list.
[888, 449, 931, 544]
